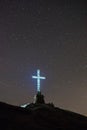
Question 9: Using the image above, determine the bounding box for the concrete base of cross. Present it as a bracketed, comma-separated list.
[34, 91, 45, 104]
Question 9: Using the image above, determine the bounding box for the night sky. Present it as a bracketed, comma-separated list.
[0, 0, 87, 115]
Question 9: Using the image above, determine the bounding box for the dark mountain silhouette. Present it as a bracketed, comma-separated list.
[0, 101, 87, 130]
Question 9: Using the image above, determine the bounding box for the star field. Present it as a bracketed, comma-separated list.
[0, 0, 87, 115]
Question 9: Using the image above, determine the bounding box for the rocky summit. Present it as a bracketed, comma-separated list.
[0, 101, 87, 130]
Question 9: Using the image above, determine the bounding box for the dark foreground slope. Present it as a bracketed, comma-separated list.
[0, 102, 87, 130]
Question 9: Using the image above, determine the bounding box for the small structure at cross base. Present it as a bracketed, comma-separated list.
[34, 91, 45, 104]
[32, 69, 46, 104]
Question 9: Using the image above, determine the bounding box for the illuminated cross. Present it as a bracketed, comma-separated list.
[32, 69, 46, 92]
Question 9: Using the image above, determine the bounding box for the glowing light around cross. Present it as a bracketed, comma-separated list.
[32, 69, 46, 92]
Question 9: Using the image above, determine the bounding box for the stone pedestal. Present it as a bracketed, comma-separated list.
[34, 92, 45, 104]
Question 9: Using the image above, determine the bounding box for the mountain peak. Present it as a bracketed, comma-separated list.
[0, 101, 87, 129]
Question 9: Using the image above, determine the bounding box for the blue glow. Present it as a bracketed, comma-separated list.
[32, 69, 46, 92]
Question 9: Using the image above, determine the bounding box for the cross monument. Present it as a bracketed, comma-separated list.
[32, 69, 46, 92]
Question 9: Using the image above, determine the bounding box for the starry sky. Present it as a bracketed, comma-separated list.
[0, 0, 87, 115]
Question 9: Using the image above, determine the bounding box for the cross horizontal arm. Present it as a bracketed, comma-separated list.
[32, 76, 37, 78]
[32, 76, 46, 79]
[40, 77, 46, 79]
